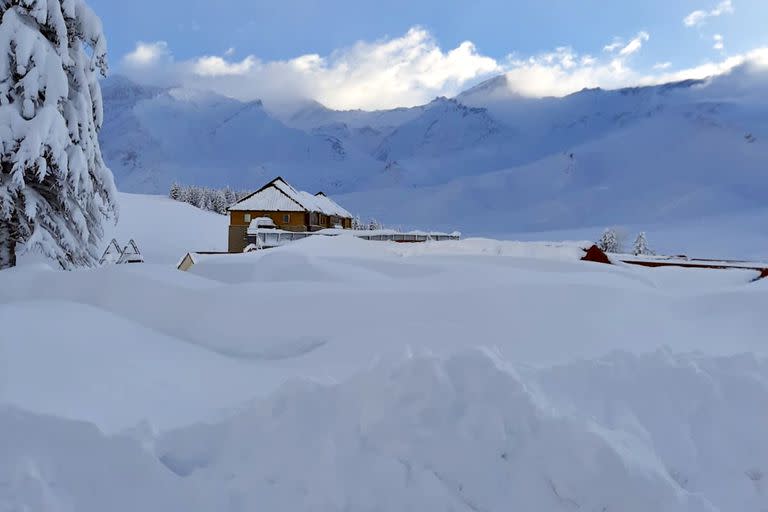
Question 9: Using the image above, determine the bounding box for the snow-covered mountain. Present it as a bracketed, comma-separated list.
[99, 76, 382, 194]
[99, 67, 768, 235]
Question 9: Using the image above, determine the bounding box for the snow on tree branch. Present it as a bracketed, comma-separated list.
[0, 0, 117, 269]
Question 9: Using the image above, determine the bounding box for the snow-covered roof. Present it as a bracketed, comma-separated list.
[229, 177, 352, 218]
[311, 192, 353, 218]
[229, 182, 306, 212]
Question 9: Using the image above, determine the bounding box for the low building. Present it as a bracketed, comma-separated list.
[227, 177, 354, 252]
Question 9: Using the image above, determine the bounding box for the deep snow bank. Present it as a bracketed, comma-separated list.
[2, 342, 767, 510]
[0, 407, 202, 512]
[2, 235, 766, 433]
[536, 350, 768, 512]
[153, 348, 768, 512]
[0, 299, 270, 432]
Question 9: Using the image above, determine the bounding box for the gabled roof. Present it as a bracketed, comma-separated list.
[228, 177, 353, 218]
[228, 177, 308, 212]
[312, 192, 353, 218]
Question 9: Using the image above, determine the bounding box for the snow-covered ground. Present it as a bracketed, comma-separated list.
[2, 193, 767, 511]
[106, 192, 229, 264]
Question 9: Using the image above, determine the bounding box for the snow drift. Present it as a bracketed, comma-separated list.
[156, 348, 720, 512]
[8, 349, 764, 511]
[2, 194, 767, 511]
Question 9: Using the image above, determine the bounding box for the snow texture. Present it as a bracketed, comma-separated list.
[1, 195, 767, 511]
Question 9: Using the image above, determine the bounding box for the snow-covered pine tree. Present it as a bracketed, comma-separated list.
[208, 189, 217, 212]
[169, 181, 181, 201]
[598, 228, 621, 253]
[200, 188, 211, 210]
[211, 189, 227, 214]
[223, 186, 237, 206]
[0, 0, 118, 269]
[632, 231, 652, 256]
[176, 184, 189, 203]
[202, 188, 214, 212]
[186, 185, 202, 208]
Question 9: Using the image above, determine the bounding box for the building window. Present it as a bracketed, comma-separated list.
[283, 214, 290, 223]
[244, 213, 251, 223]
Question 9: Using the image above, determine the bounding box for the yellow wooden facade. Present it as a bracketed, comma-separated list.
[227, 178, 355, 252]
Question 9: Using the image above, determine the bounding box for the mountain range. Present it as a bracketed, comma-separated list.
[100, 66, 768, 236]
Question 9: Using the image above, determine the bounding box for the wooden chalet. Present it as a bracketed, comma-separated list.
[227, 177, 354, 252]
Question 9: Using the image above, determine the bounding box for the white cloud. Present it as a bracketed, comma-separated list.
[618, 32, 650, 57]
[684, 10, 708, 27]
[502, 47, 626, 97]
[711, 0, 735, 16]
[638, 47, 768, 86]
[683, 0, 734, 27]
[124, 41, 170, 67]
[119, 28, 768, 109]
[603, 39, 624, 53]
[499, 41, 766, 99]
[713, 34, 725, 51]
[224, 47, 235, 57]
[500, 32, 651, 97]
[193, 55, 256, 76]
[121, 27, 500, 110]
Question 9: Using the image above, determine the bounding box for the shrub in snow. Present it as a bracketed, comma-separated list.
[632, 231, 653, 256]
[597, 228, 622, 253]
[0, 0, 118, 269]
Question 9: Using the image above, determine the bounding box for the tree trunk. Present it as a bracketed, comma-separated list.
[0, 219, 17, 269]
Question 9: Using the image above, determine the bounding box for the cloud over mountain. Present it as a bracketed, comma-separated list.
[119, 26, 767, 110]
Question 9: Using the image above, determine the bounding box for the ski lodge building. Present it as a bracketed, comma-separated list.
[227, 177, 354, 252]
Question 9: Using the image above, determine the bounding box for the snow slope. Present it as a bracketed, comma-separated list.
[335, 108, 768, 235]
[100, 77, 381, 194]
[105, 192, 228, 264]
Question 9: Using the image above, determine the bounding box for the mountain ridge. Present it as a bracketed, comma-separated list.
[99, 66, 768, 235]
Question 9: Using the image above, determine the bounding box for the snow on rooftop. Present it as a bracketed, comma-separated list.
[311, 192, 353, 218]
[229, 178, 352, 217]
[229, 184, 306, 212]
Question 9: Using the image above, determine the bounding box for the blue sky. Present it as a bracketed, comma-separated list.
[91, 0, 768, 109]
